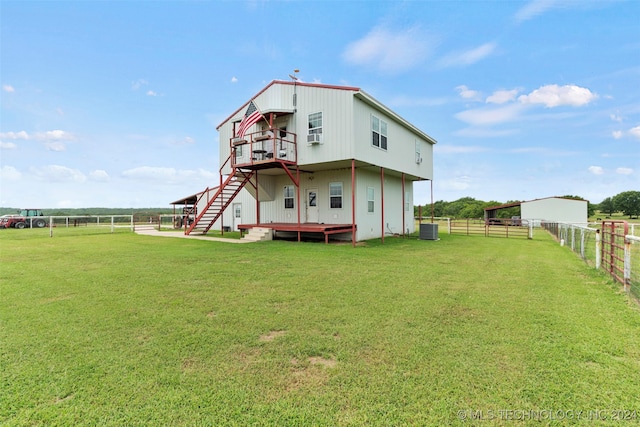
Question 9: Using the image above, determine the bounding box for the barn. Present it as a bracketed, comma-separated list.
[485, 196, 588, 226]
[175, 80, 436, 243]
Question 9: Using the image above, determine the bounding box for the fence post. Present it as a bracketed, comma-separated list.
[49, 216, 53, 238]
[580, 228, 585, 259]
[111, 216, 115, 233]
[528, 221, 533, 239]
[624, 237, 631, 293]
[595, 229, 601, 270]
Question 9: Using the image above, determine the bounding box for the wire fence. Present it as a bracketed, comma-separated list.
[0, 215, 135, 237]
[542, 221, 640, 300]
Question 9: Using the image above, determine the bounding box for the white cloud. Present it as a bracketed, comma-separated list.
[455, 103, 525, 126]
[434, 145, 489, 154]
[45, 142, 66, 152]
[231, 77, 238, 83]
[439, 42, 497, 68]
[610, 113, 623, 122]
[343, 25, 436, 73]
[612, 130, 623, 139]
[486, 89, 519, 104]
[0, 131, 29, 140]
[132, 79, 148, 90]
[1, 165, 21, 180]
[588, 166, 604, 175]
[2, 84, 15, 93]
[514, 0, 558, 23]
[518, 84, 597, 107]
[453, 128, 518, 138]
[34, 130, 75, 141]
[616, 167, 633, 175]
[31, 165, 86, 183]
[89, 170, 110, 181]
[171, 136, 195, 146]
[146, 90, 158, 96]
[629, 126, 640, 139]
[0, 141, 17, 149]
[122, 166, 216, 184]
[455, 85, 481, 100]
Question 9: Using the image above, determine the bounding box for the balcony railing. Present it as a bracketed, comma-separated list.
[230, 129, 297, 168]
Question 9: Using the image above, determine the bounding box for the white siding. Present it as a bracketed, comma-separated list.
[521, 198, 588, 224]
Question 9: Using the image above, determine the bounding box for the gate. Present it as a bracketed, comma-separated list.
[600, 220, 628, 287]
[449, 218, 532, 239]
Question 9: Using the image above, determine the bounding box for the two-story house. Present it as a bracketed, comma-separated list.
[176, 80, 436, 243]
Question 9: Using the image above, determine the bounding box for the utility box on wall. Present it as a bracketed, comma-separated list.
[419, 223, 438, 240]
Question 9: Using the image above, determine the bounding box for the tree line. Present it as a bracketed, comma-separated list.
[415, 191, 640, 219]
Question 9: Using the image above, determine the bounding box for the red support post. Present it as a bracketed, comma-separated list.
[381, 167, 385, 244]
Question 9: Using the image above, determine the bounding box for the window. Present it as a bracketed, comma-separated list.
[367, 187, 375, 213]
[415, 140, 421, 164]
[308, 112, 323, 135]
[372, 115, 387, 150]
[329, 182, 342, 209]
[284, 185, 294, 209]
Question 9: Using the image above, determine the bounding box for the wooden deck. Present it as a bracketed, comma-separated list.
[237, 222, 356, 243]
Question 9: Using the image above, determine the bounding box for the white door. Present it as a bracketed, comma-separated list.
[233, 203, 241, 230]
[306, 188, 319, 223]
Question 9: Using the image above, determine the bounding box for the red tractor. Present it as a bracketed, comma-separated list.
[0, 209, 48, 229]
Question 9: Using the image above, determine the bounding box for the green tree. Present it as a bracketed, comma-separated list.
[598, 197, 615, 216]
[612, 191, 640, 218]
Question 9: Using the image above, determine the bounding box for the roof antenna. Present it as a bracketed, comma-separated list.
[289, 69, 299, 112]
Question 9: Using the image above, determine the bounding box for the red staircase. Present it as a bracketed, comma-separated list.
[185, 168, 254, 235]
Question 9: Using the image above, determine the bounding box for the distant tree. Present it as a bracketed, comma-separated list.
[612, 191, 640, 218]
[599, 197, 615, 216]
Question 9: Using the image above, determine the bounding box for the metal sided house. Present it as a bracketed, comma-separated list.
[183, 80, 436, 243]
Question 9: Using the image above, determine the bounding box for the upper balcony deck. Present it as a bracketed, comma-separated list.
[230, 129, 297, 170]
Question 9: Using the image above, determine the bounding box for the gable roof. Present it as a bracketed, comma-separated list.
[216, 80, 437, 144]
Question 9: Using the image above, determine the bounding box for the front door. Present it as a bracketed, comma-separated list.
[306, 188, 318, 223]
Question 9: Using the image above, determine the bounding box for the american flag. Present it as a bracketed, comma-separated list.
[236, 101, 263, 138]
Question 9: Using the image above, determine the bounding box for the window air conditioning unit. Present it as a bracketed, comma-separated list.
[307, 133, 322, 144]
[416, 156, 423, 164]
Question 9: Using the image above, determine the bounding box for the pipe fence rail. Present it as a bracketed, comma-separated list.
[9, 215, 137, 237]
[542, 220, 640, 300]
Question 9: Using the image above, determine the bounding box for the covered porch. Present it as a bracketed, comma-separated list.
[237, 222, 356, 244]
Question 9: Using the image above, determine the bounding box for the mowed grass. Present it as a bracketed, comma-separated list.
[2, 230, 640, 426]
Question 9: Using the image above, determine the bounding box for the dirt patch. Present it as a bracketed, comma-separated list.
[259, 330, 286, 342]
[41, 294, 74, 304]
[308, 356, 337, 368]
[206, 311, 216, 318]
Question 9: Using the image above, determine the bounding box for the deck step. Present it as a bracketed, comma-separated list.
[242, 227, 273, 242]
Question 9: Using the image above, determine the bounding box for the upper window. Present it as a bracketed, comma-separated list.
[284, 185, 294, 209]
[308, 112, 323, 135]
[329, 182, 342, 209]
[372, 115, 388, 150]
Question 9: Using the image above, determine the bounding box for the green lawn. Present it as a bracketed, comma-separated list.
[1, 230, 640, 425]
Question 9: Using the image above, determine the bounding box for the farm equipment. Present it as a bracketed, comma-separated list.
[0, 209, 48, 229]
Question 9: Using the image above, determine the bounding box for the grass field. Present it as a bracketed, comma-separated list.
[2, 229, 640, 425]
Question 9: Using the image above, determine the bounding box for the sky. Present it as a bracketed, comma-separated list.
[1, 0, 639, 209]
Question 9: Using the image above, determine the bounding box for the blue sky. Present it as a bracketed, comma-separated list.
[1, 0, 638, 208]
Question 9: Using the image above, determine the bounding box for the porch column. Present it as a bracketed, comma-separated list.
[402, 173, 405, 238]
[381, 167, 385, 244]
[296, 166, 301, 242]
[351, 159, 356, 247]
[255, 170, 260, 224]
